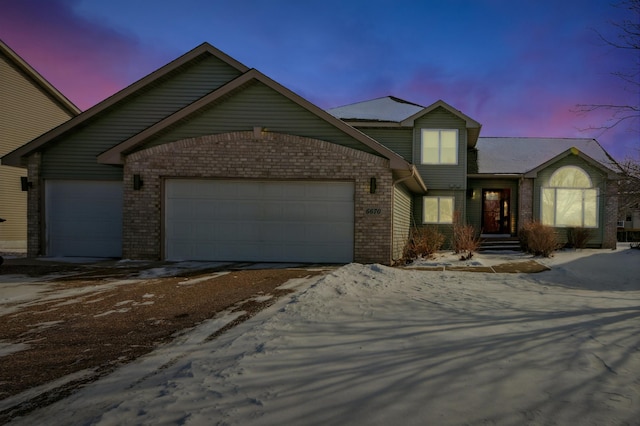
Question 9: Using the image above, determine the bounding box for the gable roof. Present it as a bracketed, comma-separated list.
[1, 42, 248, 167]
[0, 39, 80, 116]
[96, 67, 427, 192]
[2, 42, 426, 193]
[328, 96, 424, 122]
[474, 137, 621, 176]
[328, 97, 482, 146]
[524, 146, 621, 179]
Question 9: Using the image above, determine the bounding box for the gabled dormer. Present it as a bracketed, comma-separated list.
[328, 97, 482, 189]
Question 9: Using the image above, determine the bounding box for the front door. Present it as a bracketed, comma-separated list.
[482, 189, 511, 234]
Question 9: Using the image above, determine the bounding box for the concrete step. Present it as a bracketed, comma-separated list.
[478, 237, 521, 252]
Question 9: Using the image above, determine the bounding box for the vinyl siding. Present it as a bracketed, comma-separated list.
[41, 54, 243, 179]
[392, 184, 412, 260]
[467, 178, 519, 234]
[0, 52, 75, 247]
[533, 156, 607, 246]
[139, 82, 380, 155]
[413, 189, 465, 249]
[358, 127, 413, 161]
[413, 107, 467, 189]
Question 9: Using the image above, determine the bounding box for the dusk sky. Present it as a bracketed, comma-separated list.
[1, 0, 638, 161]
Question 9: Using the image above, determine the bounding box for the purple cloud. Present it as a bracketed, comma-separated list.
[0, 0, 173, 110]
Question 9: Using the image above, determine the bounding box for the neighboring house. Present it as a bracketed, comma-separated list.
[1, 43, 621, 264]
[0, 40, 80, 252]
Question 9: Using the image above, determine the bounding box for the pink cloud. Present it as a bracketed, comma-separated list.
[0, 0, 172, 110]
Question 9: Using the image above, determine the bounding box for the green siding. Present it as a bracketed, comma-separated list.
[413, 107, 467, 189]
[139, 82, 380, 155]
[42, 55, 243, 179]
[533, 155, 608, 246]
[413, 189, 465, 249]
[358, 127, 413, 161]
[467, 178, 519, 234]
[392, 184, 412, 260]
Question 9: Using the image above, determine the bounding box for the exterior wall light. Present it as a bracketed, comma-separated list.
[133, 174, 143, 190]
[370, 177, 377, 194]
[20, 176, 32, 191]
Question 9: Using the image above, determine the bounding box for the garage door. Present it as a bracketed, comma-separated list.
[46, 180, 123, 257]
[165, 180, 354, 263]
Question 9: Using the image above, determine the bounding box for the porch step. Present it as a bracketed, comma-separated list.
[478, 236, 521, 252]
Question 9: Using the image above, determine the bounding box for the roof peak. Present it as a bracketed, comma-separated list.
[0, 38, 80, 115]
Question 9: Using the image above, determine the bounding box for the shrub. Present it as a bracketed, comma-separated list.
[452, 213, 480, 260]
[402, 226, 446, 262]
[566, 227, 592, 249]
[519, 221, 561, 257]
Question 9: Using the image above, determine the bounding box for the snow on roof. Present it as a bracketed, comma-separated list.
[328, 96, 424, 122]
[475, 137, 618, 174]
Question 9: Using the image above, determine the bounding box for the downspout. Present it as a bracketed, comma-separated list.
[391, 165, 426, 264]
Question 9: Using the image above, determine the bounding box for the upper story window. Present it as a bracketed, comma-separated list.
[421, 129, 458, 165]
[542, 166, 598, 228]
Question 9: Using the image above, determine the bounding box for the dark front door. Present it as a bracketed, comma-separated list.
[482, 189, 511, 234]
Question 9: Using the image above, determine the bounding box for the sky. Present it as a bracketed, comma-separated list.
[1, 0, 638, 161]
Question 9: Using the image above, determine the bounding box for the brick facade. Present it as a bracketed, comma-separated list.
[26, 152, 41, 257]
[518, 177, 534, 229]
[123, 131, 395, 264]
[602, 179, 618, 249]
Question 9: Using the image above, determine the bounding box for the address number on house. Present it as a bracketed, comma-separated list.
[365, 208, 382, 215]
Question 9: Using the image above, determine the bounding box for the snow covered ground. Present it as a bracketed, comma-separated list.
[4, 245, 640, 425]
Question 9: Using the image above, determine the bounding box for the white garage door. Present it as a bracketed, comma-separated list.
[165, 180, 354, 263]
[46, 180, 123, 257]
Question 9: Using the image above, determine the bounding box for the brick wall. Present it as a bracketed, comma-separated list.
[123, 131, 394, 264]
[518, 177, 533, 229]
[26, 152, 41, 257]
[602, 179, 618, 249]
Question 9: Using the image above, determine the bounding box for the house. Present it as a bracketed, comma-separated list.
[0, 40, 80, 252]
[329, 96, 621, 250]
[1, 43, 621, 264]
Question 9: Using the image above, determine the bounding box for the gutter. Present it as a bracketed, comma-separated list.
[393, 165, 427, 193]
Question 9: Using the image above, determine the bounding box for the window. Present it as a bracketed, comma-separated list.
[421, 129, 458, 164]
[542, 166, 597, 228]
[423, 196, 454, 224]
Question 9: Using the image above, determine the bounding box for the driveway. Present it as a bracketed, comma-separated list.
[0, 258, 327, 421]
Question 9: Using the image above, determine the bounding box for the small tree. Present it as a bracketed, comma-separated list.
[575, 0, 639, 133]
[617, 155, 640, 221]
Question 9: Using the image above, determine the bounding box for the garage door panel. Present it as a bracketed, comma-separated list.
[165, 180, 354, 262]
[46, 180, 123, 257]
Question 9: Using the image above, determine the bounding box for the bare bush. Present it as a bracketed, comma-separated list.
[452, 213, 480, 260]
[567, 227, 592, 249]
[402, 226, 446, 262]
[519, 221, 561, 257]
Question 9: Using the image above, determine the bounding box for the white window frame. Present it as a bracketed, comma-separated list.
[420, 129, 458, 165]
[423, 196, 454, 224]
[541, 166, 598, 228]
